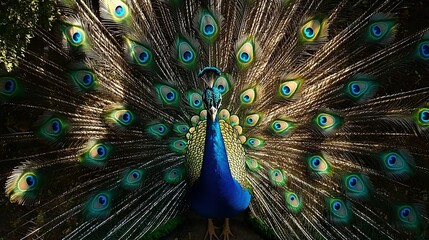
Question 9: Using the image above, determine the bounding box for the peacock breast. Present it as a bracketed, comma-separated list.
[185, 115, 247, 188]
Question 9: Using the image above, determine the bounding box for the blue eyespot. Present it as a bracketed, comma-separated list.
[318, 115, 327, 125]
[25, 175, 36, 187]
[311, 157, 321, 168]
[242, 94, 251, 102]
[386, 153, 397, 166]
[122, 112, 131, 123]
[420, 110, 429, 123]
[4, 79, 15, 93]
[166, 91, 175, 102]
[114, 5, 125, 17]
[97, 145, 107, 157]
[132, 171, 140, 179]
[281, 85, 291, 95]
[304, 26, 315, 38]
[240, 52, 250, 63]
[158, 126, 165, 133]
[51, 120, 62, 134]
[82, 74, 93, 86]
[350, 83, 361, 95]
[274, 123, 281, 130]
[289, 194, 296, 201]
[182, 51, 194, 63]
[98, 194, 108, 206]
[72, 31, 82, 44]
[333, 201, 342, 211]
[400, 207, 410, 218]
[247, 118, 253, 124]
[138, 51, 150, 63]
[204, 24, 215, 35]
[348, 177, 357, 187]
[194, 99, 201, 106]
[217, 84, 225, 92]
[420, 43, 429, 58]
[249, 139, 255, 145]
[371, 25, 382, 37]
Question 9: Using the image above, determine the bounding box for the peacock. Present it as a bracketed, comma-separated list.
[1, 0, 429, 239]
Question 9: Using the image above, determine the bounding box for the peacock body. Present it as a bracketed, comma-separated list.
[1, 0, 429, 239]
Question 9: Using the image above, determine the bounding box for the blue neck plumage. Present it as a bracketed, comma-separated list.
[199, 115, 234, 185]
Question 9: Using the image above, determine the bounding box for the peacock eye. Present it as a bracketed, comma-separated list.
[214, 75, 232, 95]
[107, 109, 134, 126]
[278, 79, 302, 99]
[419, 109, 429, 123]
[164, 166, 184, 184]
[418, 41, 429, 60]
[17, 173, 38, 191]
[327, 198, 353, 224]
[300, 19, 322, 41]
[307, 155, 330, 174]
[169, 138, 187, 153]
[315, 112, 342, 132]
[379, 150, 413, 178]
[270, 119, 294, 136]
[240, 87, 256, 105]
[198, 10, 219, 42]
[269, 169, 287, 186]
[40, 117, 67, 140]
[367, 20, 396, 42]
[235, 37, 256, 69]
[284, 191, 302, 213]
[176, 37, 197, 68]
[245, 137, 265, 149]
[243, 113, 261, 127]
[186, 90, 204, 111]
[385, 153, 403, 169]
[155, 84, 179, 106]
[114, 5, 125, 17]
[146, 122, 169, 138]
[79, 142, 111, 168]
[63, 25, 86, 47]
[398, 206, 416, 224]
[245, 158, 261, 171]
[173, 123, 189, 135]
[3, 79, 15, 93]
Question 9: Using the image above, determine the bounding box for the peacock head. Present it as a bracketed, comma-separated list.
[203, 87, 222, 122]
[199, 66, 223, 122]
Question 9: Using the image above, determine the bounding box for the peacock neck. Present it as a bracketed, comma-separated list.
[199, 116, 234, 184]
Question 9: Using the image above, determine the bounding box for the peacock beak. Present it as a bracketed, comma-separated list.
[208, 106, 217, 121]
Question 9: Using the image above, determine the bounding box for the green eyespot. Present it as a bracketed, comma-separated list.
[235, 37, 256, 69]
[186, 90, 204, 111]
[39, 117, 68, 141]
[306, 155, 331, 175]
[414, 107, 429, 127]
[245, 158, 261, 171]
[278, 79, 303, 99]
[342, 173, 371, 200]
[175, 36, 198, 69]
[416, 38, 429, 61]
[269, 169, 287, 186]
[155, 83, 180, 106]
[270, 119, 295, 136]
[105, 108, 134, 126]
[197, 9, 220, 43]
[102, 0, 130, 23]
[240, 87, 257, 105]
[164, 166, 185, 184]
[121, 168, 145, 190]
[6, 170, 40, 205]
[300, 18, 327, 42]
[173, 122, 189, 136]
[70, 70, 98, 91]
[243, 113, 261, 127]
[146, 122, 169, 139]
[245, 137, 265, 149]
[84, 192, 112, 219]
[328, 198, 353, 224]
[379, 150, 414, 179]
[61, 24, 88, 48]
[284, 191, 302, 213]
[79, 142, 111, 168]
[0, 77, 21, 98]
[214, 74, 232, 95]
[345, 75, 378, 103]
[126, 39, 155, 69]
[168, 138, 187, 154]
[394, 204, 422, 232]
[367, 19, 396, 42]
[315, 112, 342, 132]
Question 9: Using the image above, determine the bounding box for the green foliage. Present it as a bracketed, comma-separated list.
[0, 0, 58, 71]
